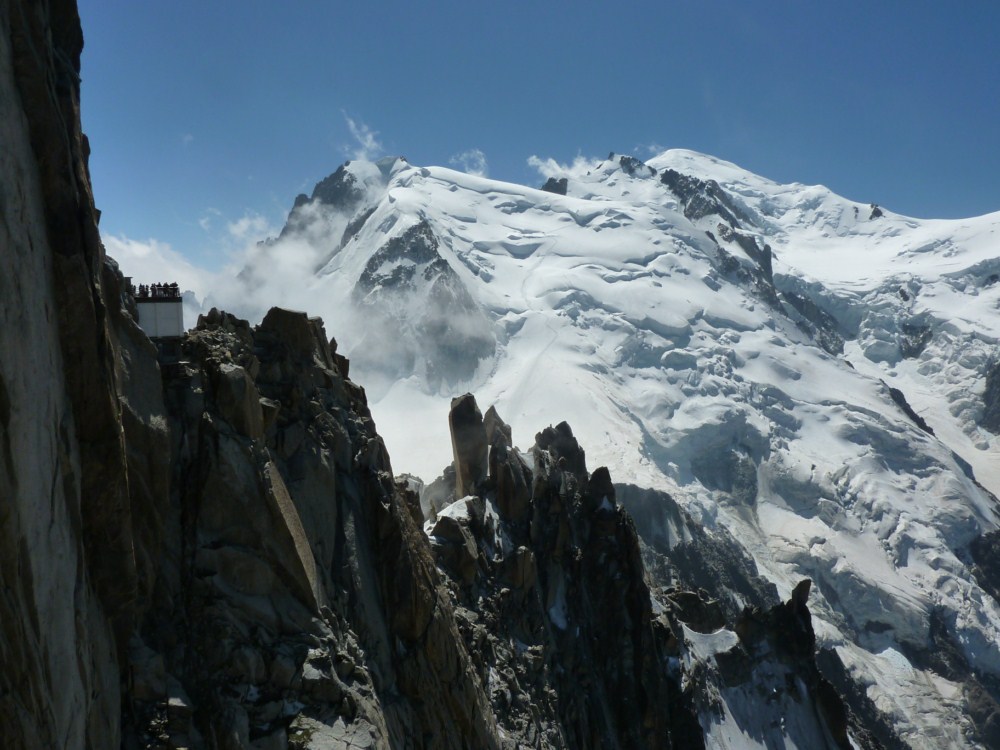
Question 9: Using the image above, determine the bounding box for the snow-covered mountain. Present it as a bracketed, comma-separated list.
[215, 149, 1000, 747]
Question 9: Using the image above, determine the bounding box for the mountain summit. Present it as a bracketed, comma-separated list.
[226, 149, 1000, 746]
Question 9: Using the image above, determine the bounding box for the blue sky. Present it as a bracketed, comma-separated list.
[78, 1, 1000, 270]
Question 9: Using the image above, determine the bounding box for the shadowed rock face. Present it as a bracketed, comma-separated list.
[351, 220, 496, 389]
[980, 360, 1000, 434]
[429, 396, 700, 749]
[130, 308, 500, 749]
[541, 176, 568, 195]
[617, 154, 658, 178]
[779, 288, 846, 355]
[660, 168, 754, 228]
[119, 310, 719, 749]
[615, 484, 779, 623]
[0, 2, 499, 745]
[0, 1, 160, 746]
[280, 162, 369, 240]
[449, 393, 488, 498]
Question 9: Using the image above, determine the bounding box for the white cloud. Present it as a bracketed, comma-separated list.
[103, 234, 213, 302]
[526, 155, 562, 179]
[201, 225, 370, 336]
[638, 142, 666, 157]
[450, 148, 489, 177]
[104, 203, 341, 333]
[198, 207, 222, 232]
[527, 153, 598, 180]
[181, 133, 194, 146]
[342, 113, 383, 161]
[226, 212, 275, 241]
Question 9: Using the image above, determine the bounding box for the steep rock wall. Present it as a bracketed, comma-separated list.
[123, 308, 501, 749]
[0, 1, 146, 746]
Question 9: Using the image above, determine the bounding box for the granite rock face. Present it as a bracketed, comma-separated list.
[429, 397, 697, 748]
[279, 162, 368, 241]
[0, 2, 154, 746]
[131, 321, 712, 749]
[123, 308, 499, 749]
[449, 393, 488, 498]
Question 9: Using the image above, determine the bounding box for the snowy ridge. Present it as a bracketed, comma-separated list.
[220, 150, 1000, 747]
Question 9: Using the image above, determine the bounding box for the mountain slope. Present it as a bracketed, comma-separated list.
[218, 150, 1000, 747]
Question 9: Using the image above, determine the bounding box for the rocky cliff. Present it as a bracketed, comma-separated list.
[1, 0, 152, 745]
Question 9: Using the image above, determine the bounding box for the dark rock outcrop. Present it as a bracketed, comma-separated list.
[660, 168, 755, 228]
[541, 176, 568, 195]
[980, 360, 1000, 434]
[427, 396, 700, 748]
[311, 162, 368, 209]
[618, 154, 657, 178]
[449, 393, 488, 497]
[970, 529, 1000, 604]
[816, 648, 908, 750]
[885, 382, 935, 435]
[278, 162, 367, 241]
[534, 420, 587, 478]
[899, 320, 932, 358]
[780, 288, 846, 355]
[485, 407, 532, 523]
[616, 484, 779, 623]
[728, 582, 853, 750]
[710, 223, 782, 309]
[622, 482, 902, 749]
[896, 606, 1000, 750]
[717, 222, 774, 284]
